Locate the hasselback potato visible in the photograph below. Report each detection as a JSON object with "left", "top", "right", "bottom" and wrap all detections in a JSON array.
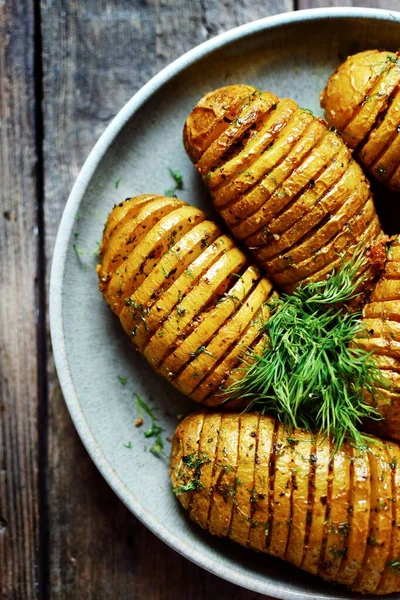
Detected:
[
  {"left": 357, "top": 236, "right": 400, "bottom": 441},
  {"left": 97, "top": 194, "right": 275, "bottom": 406},
  {"left": 171, "top": 411, "right": 400, "bottom": 595},
  {"left": 321, "top": 50, "right": 400, "bottom": 191},
  {"left": 183, "top": 85, "right": 385, "bottom": 293}
]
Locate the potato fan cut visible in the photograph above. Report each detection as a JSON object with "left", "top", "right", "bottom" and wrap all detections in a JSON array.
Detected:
[
  {"left": 171, "top": 412, "right": 400, "bottom": 595},
  {"left": 321, "top": 50, "right": 400, "bottom": 191},
  {"left": 183, "top": 84, "right": 385, "bottom": 293},
  {"left": 97, "top": 194, "right": 275, "bottom": 407}
]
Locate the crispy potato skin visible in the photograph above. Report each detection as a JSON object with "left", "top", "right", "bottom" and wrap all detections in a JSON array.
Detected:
[
  {"left": 321, "top": 50, "right": 400, "bottom": 191},
  {"left": 171, "top": 412, "right": 400, "bottom": 595},
  {"left": 97, "top": 194, "right": 275, "bottom": 406},
  {"left": 357, "top": 237, "right": 400, "bottom": 441},
  {"left": 183, "top": 85, "right": 384, "bottom": 293}
]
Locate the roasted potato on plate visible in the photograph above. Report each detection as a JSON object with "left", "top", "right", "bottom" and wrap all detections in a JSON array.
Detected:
[
  {"left": 357, "top": 236, "right": 400, "bottom": 441},
  {"left": 321, "top": 50, "right": 400, "bottom": 191},
  {"left": 184, "top": 85, "right": 385, "bottom": 293},
  {"left": 97, "top": 194, "right": 275, "bottom": 407},
  {"left": 171, "top": 411, "right": 400, "bottom": 595}
]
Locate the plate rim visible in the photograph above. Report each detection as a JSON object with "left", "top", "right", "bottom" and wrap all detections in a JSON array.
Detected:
[{"left": 49, "top": 7, "right": 400, "bottom": 599}]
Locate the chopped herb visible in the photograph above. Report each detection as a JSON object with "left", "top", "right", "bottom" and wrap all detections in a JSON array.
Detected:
[
  {"left": 367, "top": 535, "right": 379, "bottom": 547},
  {"left": 77, "top": 213, "right": 81, "bottom": 222},
  {"left": 224, "top": 246, "right": 388, "bottom": 451},
  {"left": 123, "top": 442, "right": 133, "bottom": 449},
  {"left": 190, "top": 345, "right": 216, "bottom": 359},
  {"left": 74, "top": 232, "right": 79, "bottom": 239},
  {"left": 118, "top": 376, "right": 128, "bottom": 385},
  {"left": 135, "top": 393, "right": 156, "bottom": 421},
  {"left": 162, "top": 265, "right": 168, "bottom": 278},
  {"left": 169, "top": 168, "right": 183, "bottom": 189},
  {"left": 176, "top": 306, "right": 186, "bottom": 317},
  {"left": 115, "top": 176, "right": 122, "bottom": 189},
  {"left": 73, "top": 243, "right": 86, "bottom": 256},
  {"left": 173, "top": 478, "right": 203, "bottom": 494},
  {"left": 164, "top": 168, "right": 184, "bottom": 197},
  {"left": 182, "top": 452, "right": 210, "bottom": 469},
  {"left": 388, "top": 558, "right": 400, "bottom": 572},
  {"left": 134, "top": 393, "right": 165, "bottom": 458}
]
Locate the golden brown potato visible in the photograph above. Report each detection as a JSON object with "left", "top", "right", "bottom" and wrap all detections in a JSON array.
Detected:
[
  {"left": 321, "top": 50, "right": 400, "bottom": 191},
  {"left": 171, "top": 411, "right": 400, "bottom": 595},
  {"left": 356, "top": 237, "right": 400, "bottom": 441},
  {"left": 97, "top": 194, "right": 275, "bottom": 406},
  {"left": 183, "top": 85, "right": 385, "bottom": 293}
]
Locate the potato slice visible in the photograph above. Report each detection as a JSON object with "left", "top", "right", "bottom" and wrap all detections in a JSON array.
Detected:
[
  {"left": 220, "top": 118, "right": 326, "bottom": 227},
  {"left": 99, "top": 196, "right": 276, "bottom": 407},
  {"left": 170, "top": 412, "right": 205, "bottom": 511},
  {"left": 188, "top": 413, "right": 222, "bottom": 527},
  {"left": 172, "top": 275, "right": 272, "bottom": 397},
  {"left": 213, "top": 103, "right": 310, "bottom": 208},
  {"left": 359, "top": 94, "right": 400, "bottom": 167},
  {"left": 319, "top": 441, "right": 352, "bottom": 581},
  {"left": 184, "top": 85, "right": 382, "bottom": 291},
  {"left": 105, "top": 205, "right": 204, "bottom": 313},
  {"left": 197, "top": 92, "right": 279, "bottom": 175},
  {"left": 267, "top": 424, "right": 293, "bottom": 558},
  {"left": 320, "top": 50, "right": 390, "bottom": 140},
  {"left": 322, "top": 50, "right": 400, "bottom": 190},
  {"left": 208, "top": 414, "right": 241, "bottom": 538},
  {"left": 98, "top": 196, "right": 184, "bottom": 286},
  {"left": 172, "top": 413, "right": 400, "bottom": 594},
  {"left": 285, "top": 430, "right": 314, "bottom": 568},
  {"left": 183, "top": 84, "right": 258, "bottom": 163},
  {"left": 158, "top": 264, "right": 258, "bottom": 380},
  {"left": 143, "top": 247, "right": 247, "bottom": 369},
  {"left": 120, "top": 234, "right": 233, "bottom": 352},
  {"left": 229, "top": 414, "right": 260, "bottom": 546},
  {"left": 101, "top": 194, "right": 158, "bottom": 250},
  {"left": 375, "top": 442, "right": 400, "bottom": 595},
  {"left": 248, "top": 416, "right": 276, "bottom": 551},
  {"left": 302, "top": 438, "right": 331, "bottom": 575},
  {"left": 352, "top": 440, "right": 393, "bottom": 593},
  {"left": 189, "top": 317, "right": 266, "bottom": 404},
  {"left": 336, "top": 447, "right": 371, "bottom": 586}
]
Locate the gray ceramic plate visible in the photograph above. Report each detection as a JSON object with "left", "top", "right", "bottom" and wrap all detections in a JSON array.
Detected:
[{"left": 50, "top": 7, "right": 400, "bottom": 599}]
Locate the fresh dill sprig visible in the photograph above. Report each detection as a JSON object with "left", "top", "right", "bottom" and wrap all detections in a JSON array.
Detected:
[{"left": 225, "top": 249, "right": 389, "bottom": 451}]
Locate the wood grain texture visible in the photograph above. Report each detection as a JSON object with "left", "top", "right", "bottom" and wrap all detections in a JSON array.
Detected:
[
  {"left": 4, "top": 0, "right": 396, "bottom": 598},
  {"left": 0, "top": 1, "right": 40, "bottom": 598},
  {"left": 41, "top": 1, "right": 291, "bottom": 598}
]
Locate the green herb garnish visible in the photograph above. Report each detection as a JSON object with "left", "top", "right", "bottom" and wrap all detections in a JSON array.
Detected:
[
  {"left": 115, "top": 176, "right": 122, "bottom": 189},
  {"left": 388, "top": 558, "right": 400, "bottom": 572},
  {"left": 135, "top": 393, "right": 166, "bottom": 457},
  {"left": 164, "top": 168, "right": 184, "bottom": 197},
  {"left": 225, "top": 249, "right": 388, "bottom": 451},
  {"left": 118, "top": 376, "right": 127, "bottom": 385},
  {"left": 123, "top": 441, "right": 132, "bottom": 449},
  {"left": 173, "top": 478, "right": 203, "bottom": 494}
]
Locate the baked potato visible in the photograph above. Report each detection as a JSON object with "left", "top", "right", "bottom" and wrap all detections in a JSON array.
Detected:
[
  {"left": 171, "top": 411, "right": 400, "bottom": 595},
  {"left": 183, "top": 85, "right": 385, "bottom": 293},
  {"left": 321, "top": 50, "right": 400, "bottom": 191},
  {"left": 357, "top": 236, "right": 400, "bottom": 441},
  {"left": 97, "top": 194, "right": 275, "bottom": 406}
]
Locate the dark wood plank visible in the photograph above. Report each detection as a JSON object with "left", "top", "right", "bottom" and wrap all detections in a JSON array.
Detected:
[
  {"left": 41, "top": 1, "right": 292, "bottom": 598},
  {"left": 0, "top": 1, "right": 41, "bottom": 598}
]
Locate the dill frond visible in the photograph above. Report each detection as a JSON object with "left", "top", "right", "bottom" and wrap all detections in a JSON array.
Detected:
[{"left": 225, "top": 249, "right": 389, "bottom": 451}]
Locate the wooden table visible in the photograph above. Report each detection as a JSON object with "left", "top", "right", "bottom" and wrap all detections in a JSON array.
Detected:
[{"left": 1, "top": 1, "right": 397, "bottom": 597}]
